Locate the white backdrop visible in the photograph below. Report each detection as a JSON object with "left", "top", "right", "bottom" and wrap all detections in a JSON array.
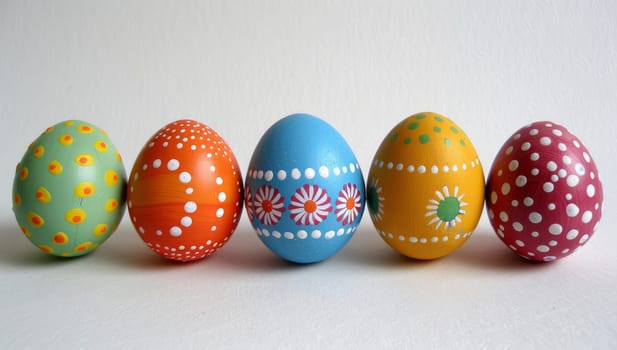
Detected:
[{"left": 1, "top": 1, "right": 616, "bottom": 349}]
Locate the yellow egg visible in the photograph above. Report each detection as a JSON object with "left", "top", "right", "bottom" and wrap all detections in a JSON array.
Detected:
[{"left": 367, "top": 112, "right": 485, "bottom": 259}]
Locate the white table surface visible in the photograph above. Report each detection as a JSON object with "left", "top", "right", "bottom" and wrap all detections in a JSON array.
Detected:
[{"left": 1, "top": 1, "right": 616, "bottom": 349}]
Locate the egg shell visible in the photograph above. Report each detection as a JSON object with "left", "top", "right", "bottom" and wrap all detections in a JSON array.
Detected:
[
  {"left": 127, "top": 119, "right": 243, "bottom": 262},
  {"left": 367, "top": 112, "right": 485, "bottom": 260},
  {"left": 245, "top": 113, "right": 365, "bottom": 263},
  {"left": 12, "top": 120, "right": 127, "bottom": 257},
  {"left": 486, "top": 121, "right": 603, "bottom": 262}
]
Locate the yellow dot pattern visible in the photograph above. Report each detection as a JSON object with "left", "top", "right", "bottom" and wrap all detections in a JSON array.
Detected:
[
  {"left": 65, "top": 208, "right": 87, "bottom": 225},
  {"left": 74, "top": 154, "right": 94, "bottom": 166},
  {"left": 12, "top": 120, "right": 127, "bottom": 257},
  {"left": 59, "top": 134, "right": 74, "bottom": 146},
  {"left": 35, "top": 186, "right": 51, "bottom": 204},
  {"left": 33, "top": 145, "right": 45, "bottom": 158},
  {"left": 94, "top": 141, "right": 108, "bottom": 152},
  {"left": 74, "top": 182, "right": 96, "bottom": 198},
  {"left": 48, "top": 160, "right": 63, "bottom": 175}
]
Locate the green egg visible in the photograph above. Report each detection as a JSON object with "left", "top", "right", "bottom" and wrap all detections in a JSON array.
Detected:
[{"left": 12, "top": 120, "right": 127, "bottom": 257}]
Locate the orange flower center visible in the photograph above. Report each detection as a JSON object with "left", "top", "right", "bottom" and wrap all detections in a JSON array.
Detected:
[{"left": 304, "top": 200, "right": 317, "bottom": 213}]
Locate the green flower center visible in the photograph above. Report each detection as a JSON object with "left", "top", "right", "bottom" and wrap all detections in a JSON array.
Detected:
[
  {"left": 437, "top": 196, "right": 460, "bottom": 222},
  {"left": 367, "top": 187, "right": 379, "bottom": 214}
]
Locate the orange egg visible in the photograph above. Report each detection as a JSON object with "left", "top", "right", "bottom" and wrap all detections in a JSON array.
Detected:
[
  {"left": 367, "top": 112, "right": 485, "bottom": 259},
  {"left": 127, "top": 119, "right": 243, "bottom": 262}
]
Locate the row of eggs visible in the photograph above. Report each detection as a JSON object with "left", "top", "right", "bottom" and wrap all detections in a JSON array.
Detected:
[{"left": 12, "top": 113, "right": 603, "bottom": 263}]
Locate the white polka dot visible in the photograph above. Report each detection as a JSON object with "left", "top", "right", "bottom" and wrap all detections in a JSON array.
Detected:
[
  {"left": 297, "top": 230, "right": 307, "bottom": 239},
  {"left": 530, "top": 153, "right": 540, "bottom": 161},
  {"left": 291, "top": 168, "right": 301, "bottom": 179},
  {"left": 319, "top": 166, "right": 329, "bottom": 178},
  {"left": 170, "top": 226, "right": 182, "bottom": 237},
  {"left": 544, "top": 256, "right": 557, "bottom": 262},
  {"left": 498, "top": 169, "right": 503, "bottom": 176},
  {"left": 562, "top": 248, "right": 570, "bottom": 254},
  {"left": 505, "top": 146, "right": 513, "bottom": 155},
  {"left": 272, "top": 231, "right": 281, "bottom": 239},
  {"left": 211, "top": 226, "right": 217, "bottom": 232},
  {"left": 521, "top": 142, "right": 531, "bottom": 151},
  {"left": 277, "top": 170, "right": 287, "bottom": 180},
  {"left": 573, "top": 140, "right": 581, "bottom": 148},
  {"left": 176, "top": 143, "right": 183, "bottom": 149},
  {"left": 490, "top": 191, "right": 498, "bottom": 204},
  {"left": 565, "top": 193, "right": 572, "bottom": 200},
  {"left": 575, "top": 163, "right": 585, "bottom": 176},
  {"left": 529, "top": 212, "right": 542, "bottom": 224},
  {"left": 407, "top": 165, "right": 415, "bottom": 172},
  {"left": 350, "top": 163, "right": 357, "bottom": 173},
  {"left": 305, "top": 168, "right": 315, "bottom": 179},
  {"left": 216, "top": 208, "right": 224, "bottom": 218},
  {"left": 284, "top": 232, "right": 294, "bottom": 240},
  {"left": 138, "top": 226, "right": 145, "bottom": 234},
  {"left": 551, "top": 174, "right": 559, "bottom": 182},
  {"left": 566, "top": 203, "right": 579, "bottom": 217},
  {"left": 209, "top": 165, "right": 216, "bottom": 172},
  {"left": 515, "top": 175, "right": 527, "bottom": 187},
  {"left": 462, "top": 163, "right": 467, "bottom": 170},
  {"left": 531, "top": 168, "right": 540, "bottom": 176},
  {"left": 186, "top": 187, "right": 193, "bottom": 194},
  {"left": 549, "top": 240, "right": 558, "bottom": 247},
  {"left": 162, "top": 141, "right": 168, "bottom": 147},
  {"left": 567, "top": 175, "right": 579, "bottom": 187},
  {"left": 257, "top": 170, "right": 264, "bottom": 179},
  {"left": 431, "top": 236, "right": 439, "bottom": 243},
  {"left": 515, "top": 240, "right": 525, "bottom": 247},
  {"left": 530, "top": 128, "right": 539, "bottom": 136},
  {"left": 452, "top": 165, "right": 458, "bottom": 172},
  {"left": 431, "top": 165, "right": 439, "bottom": 174},
  {"left": 548, "top": 224, "right": 562, "bottom": 235},
  {"left": 337, "top": 228, "right": 345, "bottom": 236},
  {"left": 156, "top": 230, "right": 162, "bottom": 236},
  {"left": 579, "top": 234, "right": 590, "bottom": 244},
  {"left": 513, "top": 222, "right": 523, "bottom": 232},
  {"left": 540, "top": 137, "right": 552, "bottom": 146},
  {"left": 537, "top": 245, "right": 550, "bottom": 253},
  {"left": 583, "top": 152, "right": 590, "bottom": 163},
  {"left": 499, "top": 211, "right": 509, "bottom": 222},
  {"left": 264, "top": 170, "right": 273, "bottom": 181},
  {"left": 558, "top": 169, "right": 567, "bottom": 178},
  {"left": 325, "top": 231, "right": 335, "bottom": 239},
  {"left": 547, "top": 161, "right": 557, "bottom": 172},
  {"left": 586, "top": 184, "right": 595, "bottom": 197},
  {"left": 531, "top": 231, "right": 540, "bottom": 237},
  {"left": 590, "top": 172, "right": 595, "bottom": 179},
  {"left": 581, "top": 211, "right": 592, "bottom": 223},
  {"left": 508, "top": 160, "right": 519, "bottom": 171},
  {"left": 558, "top": 143, "right": 567, "bottom": 151},
  {"left": 179, "top": 171, "right": 191, "bottom": 183},
  {"left": 562, "top": 155, "right": 572, "bottom": 165},
  {"left": 543, "top": 182, "right": 554, "bottom": 193},
  {"left": 153, "top": 159, "right": 161, "bottom": 168},
  {"left": 442, "top": 165, "right": 449, "bottom": 173},
  {"left": 387, "top": 162, "right": 393, "bottom": 169},
  {"left": 184, "top": 201, "right": 197, "bottom": 213},
  {"left": 167, "top": 159, "right": 180, "bottom": 171},
  {"left": 548, "top": 203, "right": 556, "bottom": 210},
  {"left": 215, "top": 177, "right": 223, "bottom": 185},
  {"left": 511, "top": 200, "right": 519, "bottom": 207},
  {"left": 417, "top": 165, "right": 426, "bottom": 174},
  {"left": 311, "top": 230, "right": 321, "bottom": 239},
  {"left": 218, "top": 192, "right": 226, "bottom": 202},
  {"left": 552, "top": 129, "right": 563, "bottom": 136},
  {"left": 501, "top": 183, "right": 511, "bottom": 195},
  {"left": 524, "top": 197, "right": 534, "bottom": 206},
  {"left": 333, "top": 167, "right": 341, "bottom": 176},
  {"left": 180, "top": 216, "right": 192, "bottom": 227}
]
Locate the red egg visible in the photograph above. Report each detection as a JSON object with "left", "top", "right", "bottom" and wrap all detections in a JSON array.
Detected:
[
  {"left": 486, "top": 121, "right": 603, "bottom": 262},
  {"left": 127, "top": 120, "right": 243, "bottom": 262}
]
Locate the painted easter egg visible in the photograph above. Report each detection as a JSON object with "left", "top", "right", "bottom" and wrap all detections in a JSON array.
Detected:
[
  {"left": 486, "top": 121, "right": 603, "bottom": 262},
  {"left": 12, "top": 120, "right": 127, "bottom": 257},
  {"left": 245, "top": 113, "right": 365, "bottom": 263},
  {"left": 127, "top": 119, "right": 243, "bottom": 262},
  {"left": 367, "top": 112, "right": 484, "bottom": 260}
]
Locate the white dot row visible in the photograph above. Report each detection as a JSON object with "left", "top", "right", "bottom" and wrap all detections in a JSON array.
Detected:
[
  {"left": 247, "top": 163, "right": 361, "bottom": 182},
  {"left": 380, "top": 230, "right": 472, "bottom": 243},
  {"left": 372, "top": 158, "right": 481, "bottom": 174},
  {"left": 256, "top": 226, "right": 358, "bottom": 240}
]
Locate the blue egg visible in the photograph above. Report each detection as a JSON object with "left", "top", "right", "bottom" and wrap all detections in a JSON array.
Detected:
[{"left": 245, "top": 113, "right": 365, "bottom": 263}]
